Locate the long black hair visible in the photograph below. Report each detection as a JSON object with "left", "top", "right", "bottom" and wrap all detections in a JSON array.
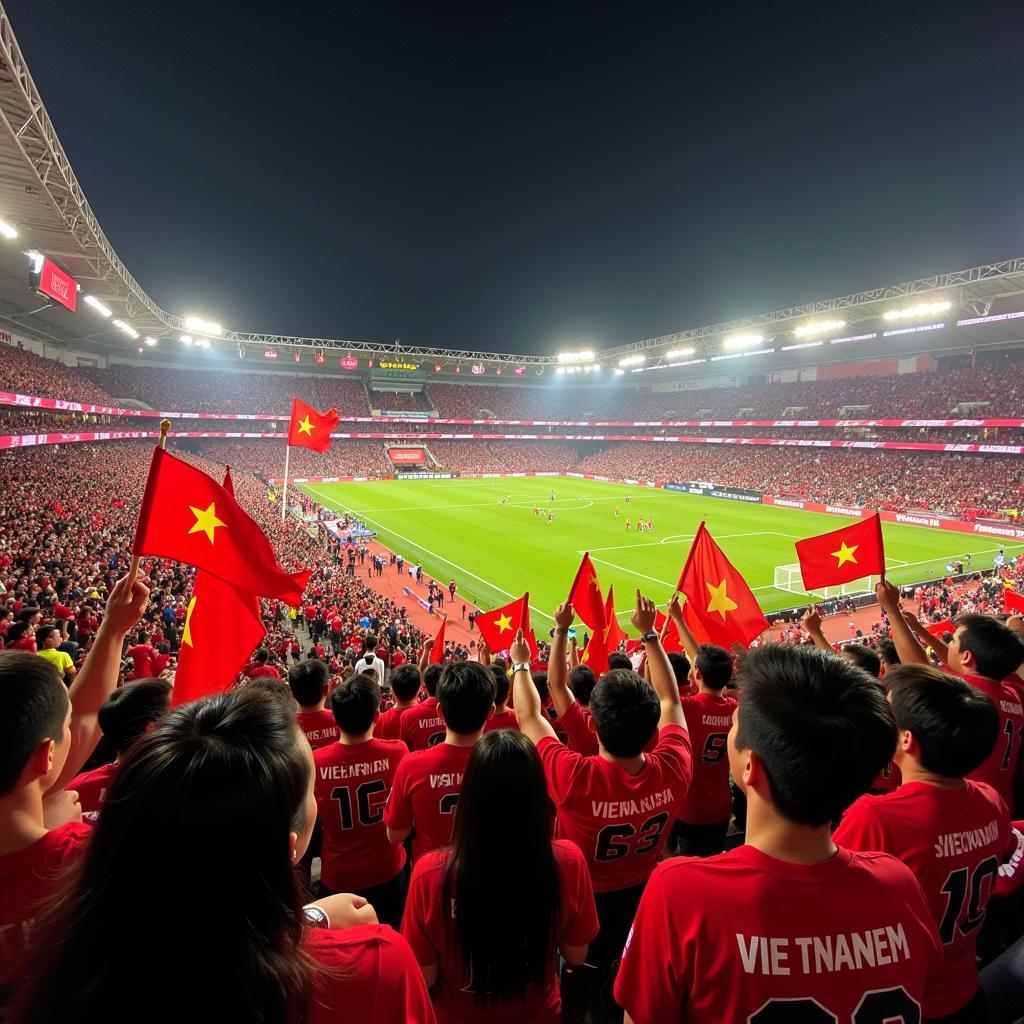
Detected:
[
  {"left": 443, "top": 729, "right": 560, "bottom": 1005},
  {"left": 14, "top": 686, "right": 314, "bottom": 1024}
]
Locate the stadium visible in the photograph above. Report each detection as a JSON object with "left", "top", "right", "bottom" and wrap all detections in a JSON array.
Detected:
[{"left": 2, "top": 3, "right": 1024, "bottom": 1023}]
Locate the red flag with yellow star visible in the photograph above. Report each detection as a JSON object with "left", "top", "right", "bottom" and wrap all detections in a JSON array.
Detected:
[
  {"left": 429, "top": 615, "right": 447, "bottom": 664},
  {"left": 172, "top": 469, "right": 267, "bottom": 705},
  {"left": 604, "top": 586, "right": 628, "bottom": 651},
  {"left": 794, "top": 513, "right": 885, "bottom": 591},
  {"left": 475, "top": 593, "right": 538, "bottom": 657},
  {"left": 568, "top": 552, "right": 606, "bottom": 634},
  {"left": 132, "top": 447, "right": 311, "bottom": 605},
  {"left": 676, "top": 522, "right": 769, "bottom": 648},
  {"left": 287, "top": 397, "right": 340, "bottom": 454},
  {"left": 580, "top": 630, "right": 609, "bottom": 676}
]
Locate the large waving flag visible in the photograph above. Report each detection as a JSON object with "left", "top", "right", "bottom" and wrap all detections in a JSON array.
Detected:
[
  {"left": 429, "top": 616, "right": 447, "bottom": 664},
  {"left": 676, "top": 522, "right": 769, "bottom": 648},
  {"left": 794, "top": 513, "right": 885, "bottom": 591},
  {"left": 133, "top": 447, "right": 311, "bottom": 605},
  {"left": 287, "top": 397, "right": 340, "bottom": 454},
  {"left": 475, "top": 593, "right": 538, "bottom": 657},
  {"left": 569, "top": 553, "right": 606, "bottom": 634},
  {"left": 172, "top": 470, "right": 266, "bottom": 705},
  {"left": 603, "top": 586, "right": 628, "bottom": 651}
]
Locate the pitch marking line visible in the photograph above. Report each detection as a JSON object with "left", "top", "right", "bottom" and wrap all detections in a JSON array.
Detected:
[{"left": 305, "top": 485, "right": 555, "bottom": 623}]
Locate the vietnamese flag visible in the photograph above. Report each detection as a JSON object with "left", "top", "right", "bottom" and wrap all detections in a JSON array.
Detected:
[
  {"left": 132, "top": 447, "right": 311, "bottom": 605},
  {"left": 172, "top": 469, "right": 267, "bottom": 705},
  {"left": 653, "top": 610, "right": 684, "bottom": 654},
  {"left": 794, "top": 513, "right": 886, "bottom": 591},
  {"left": 926, "top": 619, "right": 956, "bottom": 638},
  {"left": 476, "top": 593, "right": 538, "bottom": 657},
  {"left": 580, "top": 631, "right": 609, "bottom": 676},
  {"left": 676, "top": 522, "right": 769, "bottom": 648},
  {"left": 568, "top": 553, "right": 606, "bottom": 634},
  {"left": 430, "top": 616, "right": 447, "bottom": 664},
  {"left": 288, "top": 397, "right": 340, "bottom": 454},
  {"left": 1004, "top": 583, "right": 1024, "bottom": 615},
  {"left": 603, "top": 586, "right": 628, "bottom": 652}
]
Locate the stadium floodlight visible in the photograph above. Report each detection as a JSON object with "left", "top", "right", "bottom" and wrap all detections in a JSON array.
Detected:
[
  {"left": 179, "top": 334, "right": 193, "bottom": 346},
  {"left": 665, "top": 347, "right": 695, "bottom": 359},
  {"left": 556, "top": 350, "right": 595, "bottom": 364},
  {"left": 144, "top": 336, "right": 157, "bottom": 347},
  {"left": 0, "top": 218, "right": 17, "bottom": 239},
  {"left": 722, "top": 333, "right": 764, "bottom": 350},
  {"left": 618, "top": 354, "right": 646, "bottom": 367},
  {"left": 793, "top": 319, "right": 846, "bottom": 338},
  {"left": 83, "top": 295, "right": 112, "bottom": 317},
  {"left": 882, "top": 300, "right": 951, "bottom": 322},
  {"left": 112, "top": 319, "right": 139, "bottom": 339},
  {"left": 183, "top": 315, "right": 223, "bottom": 336}
]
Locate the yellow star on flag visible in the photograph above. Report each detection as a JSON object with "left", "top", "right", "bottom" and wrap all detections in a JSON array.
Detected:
[
  {"left": 181, "top": 595, "right": 197, "bottom": 648},
  {"left": 705, "top": 578, "right": 738, "bottom": 621},
  {"left": 188, "top": 502, "right": 227, "bottom": 544},
  {"left": 297, "top": 415, "right": 314, "bottom": 436},
  {"left": 831, "top": 541, "right": 859, "bottom": 567},
  {"left": 495, "top": 613, "right": 513, "bottom": 633}
]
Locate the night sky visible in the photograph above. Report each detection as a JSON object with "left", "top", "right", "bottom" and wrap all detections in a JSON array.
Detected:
[{"left": 6, "top": 0, "right": 1023, "bottom": 353}]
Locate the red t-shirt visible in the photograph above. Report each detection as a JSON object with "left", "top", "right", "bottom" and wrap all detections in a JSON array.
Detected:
[
  {"left": 67, "top": 761, "right": 119, "bottom": 818},
  {"left": 10, "top": 636, "right": 36, "bottom": 652},
  {"left": 297, "top": 709, "right": 340, "bottom": 751},
  {"left": 834, "top": 780, "right": 1010, "bottom": 1016},
  {"left": 870, "top": 759, "right": 903, "bottom": 794},
  {"left": 385, "top": 742, "right": 474, "bottom": 863},
  {"left": 402, "top": 841, "right": 599, "bottom": 1023},
  {"left": 399, "top": 696, "right": 446, "bottom": 752},
  {"left": 537, "top": 725, "right": 692, "bottom": 893},
  {"left": 959, "top": 673, "right": 1024, "bottom": 808},
  {"left": 314, "top": 737, "right": 408, "bottom": 890},
  {"left": 392, "top": 649, "right": 407, "bottom": 669},
  {"left": 484, "top": 708, "right": 518, "bottom": 733},
  {"left": 676, "top": 692, "right": 737, "bottom": 825},
  {"left": 615, "top": 845, "right": 942, "bottom": 1024},
  {"left": 125, "top": 643, "right": 156, "bottom": 678},
  {"left": 248, "top": 665, "right": 282, "bottom": 680},
  {"left": 376, "top": 705, "right": 409, "bottom": 741},
  {"left": 303, "top": 924, "right": 435, "bottom": 1024},
  {"left": 0, "top": 823, "right": 91, "bottom": 981}
]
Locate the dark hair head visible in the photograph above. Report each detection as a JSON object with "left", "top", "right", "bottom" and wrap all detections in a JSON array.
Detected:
[
  {"left": 877, "top": 639, "right": 900, "bottom": 667},
  {"left": 437, "top": 662, "right": 496, "bottom": 735},
  {"left": 423, "top": 663, "right": 443, "bottom": 697},
  {"left": 0, "top": 652, "right": 69, "bottom": 795},
  {"left": 734, "top": 644, "right": 896, "bottom": 826},
  {"left": 363, "top": 634, "right": 378, "bottom": 651},
  {"left": 390, "top": 663, "right": 422, "bottom": 702},
  {"left": 35, "top": 625, "right": 60, "bottom": 649},
  {"left": 136, "top": 631, "right": 149, "bottom": 644},
  {"left": 15, "top": 687, "right": 312, "bottom": 1022},
  {"left": 97, "top": 679, "right": 172, "bottom": 754},
  {"left": 287, "top": 659, "right": 329, "bottom": 707},
  {"left": 329, "top": 672, "right": 380, "bottom": 735},
  {"left": 887, "top": 664, "right": 1000, "bottom": 778},
  {"left": 254, "top": 648, "right": 270, "bottom": 665},
  {"left": 841, "top": 644, "right": 881, "bottom": 679},
  {"left": 667, "top": 651, "right": 691, "bottom": 688},
  {"left": 955, "top": 614, "right": 1024, "bottom": 681},
  {"left": 531, "top": 671, "right": 549, "bottom": 704},
  {"left": 607, "top": 652, "right": 632, "bottom": 671},
  {"left": 589, "top": 669, "right": 660, "bottom": 757},
  {"left": 568, "top": 664, "right": 596, "bottom": 706},
  {"left": 490, "top": 664, "right": 510, "bottom": 706},
  {"left": 445, "top": 730, "right": 558, "bottom": 1005},
  {"left": 695, "top": 644, "right": 733, "bottom": 690}
]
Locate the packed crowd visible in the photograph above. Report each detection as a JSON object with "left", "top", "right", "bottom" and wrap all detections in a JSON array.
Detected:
[{"left": 0, "top": 344, "right": 115, "bottom": 404}]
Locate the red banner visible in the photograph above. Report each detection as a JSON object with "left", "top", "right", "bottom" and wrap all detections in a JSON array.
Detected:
[
  {"left": 389, "top": 447, "right": 427, "bottom": 464},
  {"left": 37, "top": 258, "right": 77, "bottom": 312}
]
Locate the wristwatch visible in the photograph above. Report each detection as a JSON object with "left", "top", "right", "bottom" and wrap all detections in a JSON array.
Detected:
[
  {"left": 302, "top": 904, "right": 330, "bottom": 928},
  {"left": 512, "top": 662, "right": 531, "bottom": 673},
  {"left": 640, "top": 630, "right": 660, "bottom": 643}
]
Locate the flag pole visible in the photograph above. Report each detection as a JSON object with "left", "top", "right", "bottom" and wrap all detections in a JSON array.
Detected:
[
  {"left": 281, "top": 442, "right": 291, "bottom": 523},
  {"left": 128, "top": 418, "right": 170, "bottom": 587}
]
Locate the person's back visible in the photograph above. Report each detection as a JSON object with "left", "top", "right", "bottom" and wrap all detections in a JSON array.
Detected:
[
  {"left": 377, "top": 663, "right": 421, "bottom": 740},
  {"left": 385, "top": 661, "right": 495, "bottom": 862},
  {"left": 835, "top": 664, "right": 1009, "bottom": 1020},
  {"left": 400, "top": 664, "right": 446, "bottom": 751},
  {"left": 615, "top": 644, "right": 942, "bottom": 1024},
  {"left": 288, "top": 659, "right": 339, "bottom": 751}
]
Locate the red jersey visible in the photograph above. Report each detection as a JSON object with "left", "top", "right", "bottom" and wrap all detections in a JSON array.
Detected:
[
  {"left": 676, "top": 693, "right": 737, "bottom": 825},
  {"left": 402, "top": 841, "right": 598, "bottom": 1023},
  {"left": 303, "top": 925, "right": 435, "bottom": 1024},
  {"left": 834, "top": 780, "right": 1010, "bottom": 1016},
  {"left": 959, "top": 673, "right": 1024, "bottom": 807},
  {"left": 295, "top": 709, "right": 338, "bottom": 750},
  {"left": 537, "top": 725, "right": 692, "bottom": 892},
  {"left": 484, "top": 708, "right": 518, "bottom": 733},
  {"left": 399, "top": 696, "right": 446, "bottom": 752},
  {"left": 248, "top": 665, "right": 282, "bottom": 680},
  {"left": 67, "top": 761, "right": 119, "bottom": 818},
  {"left": 385, "top": 742, "right": 474, "bottom": 862},
  {"left": 556, "top": 701, "right": 598, "bottom": 756},
  {"left": 376, "top": 705, "right": 410, "bottom": 740},
  {"left": 125, "top": 643, "right": 156, "bottom": 678},
  {"left": 0, "top": 823, "right": 91, "bottom": 981},
  {"left": 615, "top": 845, "right": 942, "bottom": 1024},
  {"left": 314, "top": 737, "right": 408, "bottom": 890}
]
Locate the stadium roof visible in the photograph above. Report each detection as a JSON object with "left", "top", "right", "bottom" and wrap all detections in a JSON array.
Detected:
[{"left": 0, "top": 4, "right": 1023, "bottom": 373}]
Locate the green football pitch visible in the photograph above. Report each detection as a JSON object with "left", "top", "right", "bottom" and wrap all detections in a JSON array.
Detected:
[{"left": 299, "top": 477, "right": 1024, "bottom": 623}]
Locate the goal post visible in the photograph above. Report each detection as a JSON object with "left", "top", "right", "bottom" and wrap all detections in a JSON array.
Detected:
[{"left": 772, "top": 563, "right": 879, "bottom": 600}]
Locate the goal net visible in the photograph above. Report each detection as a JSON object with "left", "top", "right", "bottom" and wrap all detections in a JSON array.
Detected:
[{"left": 772, "top": 563, "right": 878, "bottom": 600}]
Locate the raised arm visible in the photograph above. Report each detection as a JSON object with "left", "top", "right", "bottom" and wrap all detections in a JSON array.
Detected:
[
  {"left": 417, "top": 638, "right": 433, "bottom": 676},
  {"left": 801, "top": 607, "right": 834, "bottom": 654},
  {"left": 667, "top": 593, "right": 699, "bottom": 661},
  {"left": 634, "top": 591, "right": 684, "bottom": 730},
  {"left": 511, "top": 629, "right": 557, "bottom": 744},
  {"left": 874, "top": 580, "right": 928, "bottom": 666},
  {"left": 900, "top": 609, "right": 950, "bottom": 667},
  {"left": 547, "top": 601, "right": 576, "bottom": 718}
]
